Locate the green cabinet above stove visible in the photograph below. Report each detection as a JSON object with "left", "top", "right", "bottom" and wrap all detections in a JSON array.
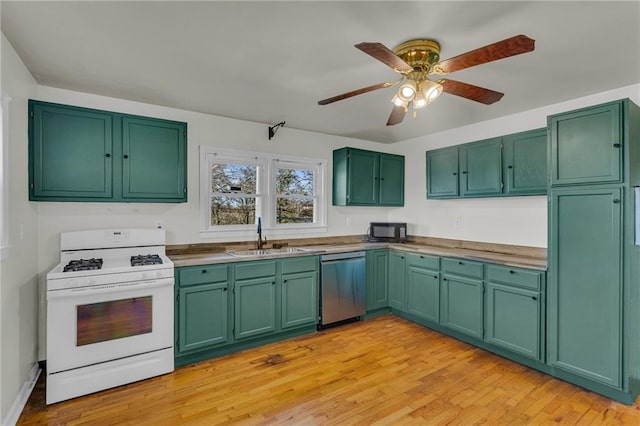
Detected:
[{"left": 28, "top": 100, "right": 187, "bottom": 202}]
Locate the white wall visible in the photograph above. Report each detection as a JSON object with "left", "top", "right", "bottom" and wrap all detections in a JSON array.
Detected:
[
  {"left": 1, "top": 34, "right": 40, "bottom": 423},
  {"left": 389, "top": 84, "right": 640, "bottom": 248}
]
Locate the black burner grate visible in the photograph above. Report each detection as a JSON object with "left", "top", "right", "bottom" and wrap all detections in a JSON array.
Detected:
[
  {"left": 63, "top": 258, "right": 104, "bottom": 272},
  {"left": 131, "top": 254, "right": 163, "bottom": 267}
]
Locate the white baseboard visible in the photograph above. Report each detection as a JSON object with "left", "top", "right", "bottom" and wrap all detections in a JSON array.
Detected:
[{"left": 2, "top": 363, "right": 41, "bottom": 426}]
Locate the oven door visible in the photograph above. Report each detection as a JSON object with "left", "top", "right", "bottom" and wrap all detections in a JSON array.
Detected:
[{"left": 47, "top": 278, "right": 174, "bottom": 374}]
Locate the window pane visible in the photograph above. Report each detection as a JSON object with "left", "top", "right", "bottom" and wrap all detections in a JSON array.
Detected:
[
  {"left": 211, "top": 163, "right": 257, "bottom": 194},
  {"left": 275, "top": 168, "right": 313, "bottom": 196},
  {"left": 277, "top": 197, "right": 313, "bottom": 224},
  {"left": 211, "top": 196, "right": 256, "bottom": 225}
]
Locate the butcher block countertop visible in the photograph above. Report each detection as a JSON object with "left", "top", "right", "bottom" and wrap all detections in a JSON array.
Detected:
[{"left": 168, "top": 235, "right": 547, "bottom": 271}]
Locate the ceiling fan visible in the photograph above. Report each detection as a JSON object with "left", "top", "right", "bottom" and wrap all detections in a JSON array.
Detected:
[{"left": 318, "top": 35, "right": 535, "bottom": 126}]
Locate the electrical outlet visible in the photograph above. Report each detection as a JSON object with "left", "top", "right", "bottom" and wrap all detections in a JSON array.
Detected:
[{"left": 454, "top": 217, "right": 463, "bottom": 230}]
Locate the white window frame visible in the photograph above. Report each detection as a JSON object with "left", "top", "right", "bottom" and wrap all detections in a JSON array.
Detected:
[
  {"left": 270, "top": 156, "right": 326, "bottom": 230},
  {"left": 200, "top": 147, "right": 266, "bottom": 236},
  {"left": 0, "top": 95, "right": 11, "bottom": 260},
  {"left": 199, "top": 146, "right": 327, "bottom": 240}
]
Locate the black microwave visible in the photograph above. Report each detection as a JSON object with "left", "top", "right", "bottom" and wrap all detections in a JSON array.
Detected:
[{"left": 368, "top": 222, "right": 407, "bottom": 242}]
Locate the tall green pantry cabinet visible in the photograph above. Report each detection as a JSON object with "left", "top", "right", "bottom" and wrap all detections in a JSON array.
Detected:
[{"left": 547, "top": 99, "right": 640, "bottom": 403}]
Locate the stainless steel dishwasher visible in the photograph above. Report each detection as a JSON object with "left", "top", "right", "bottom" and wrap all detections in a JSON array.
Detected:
[{"left": 320, "top": 251, "right": 366, "bottom": 327}]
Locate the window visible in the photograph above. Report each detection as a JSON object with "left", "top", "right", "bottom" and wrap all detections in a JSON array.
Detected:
[
  {"left": 200, "top": 147, "right": 326, "bottom": 238},
  {"left": 273, "top": 160, "right": 320, "bottom": 225}
]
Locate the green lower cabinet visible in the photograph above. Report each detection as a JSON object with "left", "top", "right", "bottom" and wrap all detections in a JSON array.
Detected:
[
  {"left": 440, "top": 274, "right": 484, "bottom": 339},
  {"left": 406, "top": 266, "right": 439, "bottom": 323},
  {"left": 388, "top": 251, "right": 406, "bottom": 310},
  {"left": 234, "top": 277, "right": 277, "bottom": 340},
  {"left": 366, "top": 250, "right": 389, "bottom": 311},
  {"left": 178, "top": 282, "right": 229, "bottom": 353},
  {"left": 485, "top": 283, "right": 540, "bottom": 360},
  {"left": 281, "top": 271, "right": 317, "bottom": 329}
]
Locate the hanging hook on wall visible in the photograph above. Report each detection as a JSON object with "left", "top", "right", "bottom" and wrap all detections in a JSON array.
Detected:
[{"left": 268, "top": 121, "right": 286, "bottom": 140}]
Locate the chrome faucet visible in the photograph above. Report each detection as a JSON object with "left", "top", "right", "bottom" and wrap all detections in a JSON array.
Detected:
[{"left": 257, "top": 217, "right": 267, "bottom": 249}]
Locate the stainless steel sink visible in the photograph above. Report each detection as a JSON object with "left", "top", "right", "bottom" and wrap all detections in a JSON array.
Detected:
[{"left": 227, "top": 247, "right": 309, "bottom": 257}]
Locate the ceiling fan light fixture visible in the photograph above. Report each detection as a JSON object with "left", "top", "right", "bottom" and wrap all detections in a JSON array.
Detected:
[
  {"left": 391, "top": 94, "right": 408, "bottom": 108},
  {"left": 412, "top": 91, "right": 428, "bottom": 109},
  {"left": 397, "top": 80, "right": 417, "bottom": 102},
  {"left": 422, "top": 80, "right": 443, "bottom": 102}
]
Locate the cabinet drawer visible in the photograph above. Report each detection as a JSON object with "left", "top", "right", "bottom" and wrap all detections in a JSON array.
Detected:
[
  {"left": 179, "top": 265, "right": 228, "bottom": 286},
  {"left": 441, "top": 258, "right": 484, "bottom": 279},
  {"left": 486, "top": 264, "right": 542, "bottom": 290},
  {"left": 235, "top": 260, "right": 277, "bottom": 280},
  {"left": 281, "top": 256, "right": 318, "bottom": 274},
  {"left": 406, "top": 252, "right": 439, "bottom": 270}
]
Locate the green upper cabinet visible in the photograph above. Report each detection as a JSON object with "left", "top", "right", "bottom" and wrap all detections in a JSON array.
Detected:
[
  {"left": 29, "top": 100, "right": 187, "bottom": 202},
  {"left": 459, "top": 137, "right": 503, "bottom": 197},
  {"left": 333, "top": 147, "right": 404, "bottom": 206},
  {"left": 379, "top": 153, "right": 405, "bottom": 206},
  {"left": 121, "top": 116, "right": 186, "bottom": 200},
  {"left": 426, "top": 129, "right": 546, "bottom": 199},
  {"left": 549, "top": 101, "right": 622, "bottom": 186},
  {"left": 503, "top": 128, "right": 548, "bottom": 195},
  {"left": 426, "top": 146, "right": 459, "bottom": 198},
  {"left": 30, "top": 102, "right": 113, "bottom": 199}
]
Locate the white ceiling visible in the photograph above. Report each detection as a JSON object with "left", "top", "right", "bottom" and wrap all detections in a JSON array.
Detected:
[{"left": 2, "top": 1, "right": 639, "bottom": 143}]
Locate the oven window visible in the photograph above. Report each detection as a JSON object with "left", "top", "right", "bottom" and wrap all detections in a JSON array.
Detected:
[{"left": 76, "top": 296, "right": 152, "bottom": 346}]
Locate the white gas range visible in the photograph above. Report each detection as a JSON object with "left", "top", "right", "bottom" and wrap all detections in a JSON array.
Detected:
[{"left": 46, "top": 229, "right": 175, "bottom": 405}]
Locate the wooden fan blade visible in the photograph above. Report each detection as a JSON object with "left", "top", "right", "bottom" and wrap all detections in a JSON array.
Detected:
[
  {"left": 440, "top": 79, "right": 504, "bottom": 104},
  {"left": 431, "top": 35, "right": 535, "bottom": 75},
  {"left": 355, "top": 42, "right": 414, "bottom": 73},
  {"left": 318, "top": 82, "right": 393, "bottom": 105},
  {"left": 387, "top": 105, "right": 407, "bottom": 126}
]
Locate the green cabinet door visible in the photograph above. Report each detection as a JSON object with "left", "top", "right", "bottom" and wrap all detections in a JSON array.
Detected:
[
  {"left": 426, "top": 146, "right": 459, "bottom": 198},
  {"left": 122, "top": 116, "right": 187, "bottom": 201},
  {"left": 459, "top": 138, "right": 503, "bottom": 197},
  {"left": 503, "top": 128, "right": 547, "bottom": 195},
  {"left": 234, "top": 277, "right": 277, "bottom": 340},
  {"left": 548, "top": 186, "right": 622, "bottom": 388},
  {"left": 406, "top": 266, "right": 440, "bottom": 323},
  {"left": 388, "top": 252, "right": 406, "bottom": 310},
  {"left": 366, "top": 250, "right": 389, "bottom": 311},
  {"left": 30, "top": 101, "right": 113, "bottom": 199},
  {"left": 549, "top": 101, "right": 622, "bottom": 186},
  {"left": 485, "top": 283, "right": 540, "bottom": 360},
  {"left": 281, "top": 271, "right": 317, "bottom": 329},
  {"left": 440, "top": 274, "right": 484, "bottom": 339},
  {"left": 178, "top": 282, "right": 228, "bottom": 353},
  {"left": 379, "top": 153, "right": 404, "bottom": 206},
  {"left": 347, "top": 149, "right": 379, "bottom": 205}
]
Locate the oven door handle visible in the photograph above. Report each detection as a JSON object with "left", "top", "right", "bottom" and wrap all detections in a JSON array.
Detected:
[{"left": 47, "top": 278, "right": 174, "bottom": 299}]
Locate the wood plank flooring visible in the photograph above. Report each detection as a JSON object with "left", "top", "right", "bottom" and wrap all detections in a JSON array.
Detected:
[{"left": 18, "top": 315, "right": 640, "bottom": 425}]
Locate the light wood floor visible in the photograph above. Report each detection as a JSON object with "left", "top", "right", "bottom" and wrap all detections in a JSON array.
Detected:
[{"left": 18, "top": 314, "right": 640, "bottom": 425}]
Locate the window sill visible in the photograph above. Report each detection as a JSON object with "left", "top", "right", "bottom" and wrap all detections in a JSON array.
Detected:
[{"left": 199, "top": 225, "right": 327, "bottom": 242}]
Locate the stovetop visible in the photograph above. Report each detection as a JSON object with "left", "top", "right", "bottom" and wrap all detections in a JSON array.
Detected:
[{"left": 47, "top": 229, "right": 174, "bottom": 291}]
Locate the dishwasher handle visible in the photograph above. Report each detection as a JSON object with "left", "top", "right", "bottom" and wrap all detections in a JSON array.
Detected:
[{"left": 320, "top": 251, "right": 366, "bottom": 263}]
